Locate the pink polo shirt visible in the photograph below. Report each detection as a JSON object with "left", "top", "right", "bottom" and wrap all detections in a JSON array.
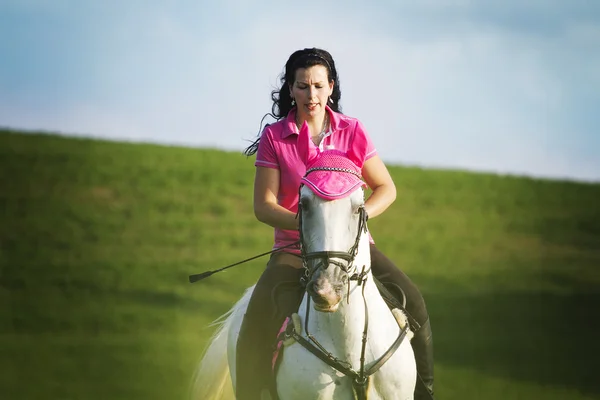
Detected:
[{"left": 255, "top": 106, "right": 377, "bottom": 254}]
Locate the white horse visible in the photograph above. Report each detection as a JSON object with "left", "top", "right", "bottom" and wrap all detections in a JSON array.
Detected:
[{"left": 191, "top": 178, "right": 417, "bottom": 399}]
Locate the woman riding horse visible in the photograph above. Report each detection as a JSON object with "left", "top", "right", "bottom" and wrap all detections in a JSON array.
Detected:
[{"left": 238, "top": 47, "right": 435, "bottom": 400}]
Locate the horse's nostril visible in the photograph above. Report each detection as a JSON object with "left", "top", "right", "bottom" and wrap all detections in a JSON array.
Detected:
[
  {"left": 308, "top": 278, "right": 336, "bottom": 299},
  {"left": 307, "top": 280, "right": 322, "bottom": 298}
]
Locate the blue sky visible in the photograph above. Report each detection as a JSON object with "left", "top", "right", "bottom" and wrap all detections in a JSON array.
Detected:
[{"left": 1, "top": 0, "right": 599, "bottom": 182}]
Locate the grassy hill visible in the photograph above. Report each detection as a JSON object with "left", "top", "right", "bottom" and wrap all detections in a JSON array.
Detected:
[{"left": 1, "top": 129, "right": 599, "bottom": 400}]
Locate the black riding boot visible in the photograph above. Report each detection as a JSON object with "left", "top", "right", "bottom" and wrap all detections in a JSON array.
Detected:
[
  {"left": 413, "top": 318, "right": 435, "bottom": 400},
  {"left": 235, "top": 252, "right": 304, "bottom": 400}
]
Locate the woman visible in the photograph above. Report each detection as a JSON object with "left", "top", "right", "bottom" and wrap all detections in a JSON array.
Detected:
[{"left": 237, "top": 47, "right": 435, "bottom": 400}]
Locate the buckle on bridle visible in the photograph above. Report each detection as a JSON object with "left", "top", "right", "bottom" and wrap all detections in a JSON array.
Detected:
[{"left": 354, "top": 375, "right": 369, "bottom": 386}]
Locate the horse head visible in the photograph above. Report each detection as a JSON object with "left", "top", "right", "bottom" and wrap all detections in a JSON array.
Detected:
[{"left": 297, "top": 120, "right": 372, "bottom": 312}]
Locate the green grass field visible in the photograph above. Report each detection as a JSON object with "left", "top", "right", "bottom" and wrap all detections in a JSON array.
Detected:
[{"left": 1, "top": 129, "right": 599, "bottom": 400}]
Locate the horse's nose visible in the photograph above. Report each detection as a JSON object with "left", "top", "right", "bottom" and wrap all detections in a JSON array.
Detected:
[
  {"left": 307, "top": 277, "right": 329, "bottom": 298},
  {"left": 307, "top": 276, "right": 340, "bottom": 308},
  {"left": 306, "top": 279, "right": 320, "bottom": 299}
]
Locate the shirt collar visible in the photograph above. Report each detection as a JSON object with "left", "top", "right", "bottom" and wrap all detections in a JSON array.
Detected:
[{"left": 281, "top": 105, "right": 350, "bottom": 138}]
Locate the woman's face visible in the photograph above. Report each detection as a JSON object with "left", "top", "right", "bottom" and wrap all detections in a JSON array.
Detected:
[{"left": 290, "top": 65, "right": 334, "bottom": 121}]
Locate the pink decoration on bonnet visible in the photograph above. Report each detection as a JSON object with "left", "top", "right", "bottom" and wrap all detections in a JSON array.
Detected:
[{"left": 297, "top": 120, "right": 368, "bottom": 200}]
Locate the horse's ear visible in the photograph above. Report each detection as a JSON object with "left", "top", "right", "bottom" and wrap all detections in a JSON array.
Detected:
[
  {"left": 297, "top": 121, "right": 319, "bottom": 166},
  {"left": 346, "top": 128, "right": 368, "bottom": 169}
]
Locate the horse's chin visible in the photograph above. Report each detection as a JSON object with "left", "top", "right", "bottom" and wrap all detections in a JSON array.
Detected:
[{"left": 313, "top": 302, "right": 340, "bottom": 313}]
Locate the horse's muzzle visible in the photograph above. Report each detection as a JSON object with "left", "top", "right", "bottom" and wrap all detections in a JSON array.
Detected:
[{"left": 307, "top": 275, "right": 342, "bottom": 312}]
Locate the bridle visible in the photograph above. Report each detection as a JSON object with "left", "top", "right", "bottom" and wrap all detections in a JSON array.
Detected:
[{"left": 284, "top": 166, "right": 410, "bottom": 400}]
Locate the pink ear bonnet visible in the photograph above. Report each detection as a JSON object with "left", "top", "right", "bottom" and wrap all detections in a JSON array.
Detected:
[{"left": 296, "top": 120, "right": 367, "bottom": 200}]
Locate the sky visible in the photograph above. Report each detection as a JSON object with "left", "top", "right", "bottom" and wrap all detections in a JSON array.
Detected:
[{"left": 1, "top": 0, "right": 599, "bottom": 183}]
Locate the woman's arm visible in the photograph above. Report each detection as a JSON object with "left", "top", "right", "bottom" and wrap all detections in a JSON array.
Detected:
[
  {"left": 253, "top": 166, "right": 298, "bottom": 230},
  {"left": 361, "top": 155, "right": 397, "bottom": 219}
]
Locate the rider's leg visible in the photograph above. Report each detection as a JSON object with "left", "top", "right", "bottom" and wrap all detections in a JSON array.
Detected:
[
  {"left": 370, "top": 244, "right": 435, "bottom": 400},
  {"left": 235, "top": 251, "right": 304, "bottom": 400}
]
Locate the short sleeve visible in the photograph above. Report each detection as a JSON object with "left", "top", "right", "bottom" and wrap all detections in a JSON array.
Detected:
[
  {"left": 255, "top": 126, "right": 279, "bottom": 169},
  {"left": 355, "top": 120, "right": 378, "bottom": 162}
]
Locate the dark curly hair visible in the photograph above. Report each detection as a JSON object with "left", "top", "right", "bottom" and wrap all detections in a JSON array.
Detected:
[{"left": 243, "top": 47, "right": 342, "bottom": 156}]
